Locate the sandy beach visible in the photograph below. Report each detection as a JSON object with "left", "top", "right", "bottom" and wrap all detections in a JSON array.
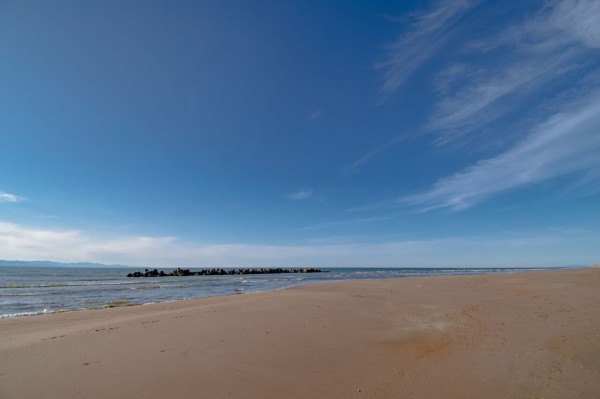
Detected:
[{"left": 1, "top": 268, "right": 599, "bottom": 398}]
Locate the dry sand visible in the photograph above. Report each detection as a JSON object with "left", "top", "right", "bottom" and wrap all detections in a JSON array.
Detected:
[{"left": 1, "top": 268, "right": 599, "bottom": 398}]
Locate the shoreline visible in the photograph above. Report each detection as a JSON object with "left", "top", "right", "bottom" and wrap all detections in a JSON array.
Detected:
[
  {"left": 0, "top": 266, "right": 580, "bottom": 320},
  {"left": 1, "top": 267, "right": 599, "bottom": 398}
]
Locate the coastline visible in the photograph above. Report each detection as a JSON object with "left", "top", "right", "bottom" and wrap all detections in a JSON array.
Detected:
[
  {"left": 0, "top": 266, "right": 575, "bottom": 319},
  {"left": 1, "top": 267, "right": 599, "bottom": 398}
]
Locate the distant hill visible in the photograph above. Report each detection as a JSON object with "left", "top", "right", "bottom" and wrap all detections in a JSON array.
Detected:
[{"left": 0, "top": 260, "right": 135, "bottom": 268}]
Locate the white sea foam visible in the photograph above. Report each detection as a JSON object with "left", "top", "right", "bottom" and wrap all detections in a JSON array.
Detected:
[
  {"left": 0, "top": 266, "right": 567, "bottom": 318},
  {"left": 0, "top": 281, "right": 146, "bottom": 289},
  {"left": 0, "top": 308, "right": 50, "bottom": 318}
]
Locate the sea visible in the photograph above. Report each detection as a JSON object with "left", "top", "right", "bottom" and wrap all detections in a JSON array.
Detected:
[{"left": 0, "top": 266, "right": 564, "bottom": 318}]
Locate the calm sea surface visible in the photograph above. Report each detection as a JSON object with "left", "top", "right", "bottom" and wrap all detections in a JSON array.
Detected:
[{"left": 0, "top": 266, "right": 562, "bottom": 318}]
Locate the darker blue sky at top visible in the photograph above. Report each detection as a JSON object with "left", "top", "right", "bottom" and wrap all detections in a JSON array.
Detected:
[
  {"left": 1, "top": 0, "right": 599, "bottom": 262},
  {"left": 0, "top": 1, "right": 429, "bottom": 237}
]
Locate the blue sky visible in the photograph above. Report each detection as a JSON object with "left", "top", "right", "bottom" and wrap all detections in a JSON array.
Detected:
[{"left": 1, "top": 0, "right": 599, "bottom": 267}]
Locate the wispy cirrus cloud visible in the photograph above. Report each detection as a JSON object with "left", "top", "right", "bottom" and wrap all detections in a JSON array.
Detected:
[
  {"left": 370, "top": 0, "right": 600, "bottom": 211},
  {"left": 356, "top": 0, "right": 600, "bottom": 166},
  {"left": 300, "top": 212, "right": 402, "bottom": 231},
  {"left": 347, "top": 1, "right": 479, "bottom": 173},
  {"left": 0, "top": 192, "right": 25, "bottom": 203},
  {"left": 343, "top": 136, "right": 406, "bottom": 175},
  {"left": 428, "top": 0, "right": 600, "bottom": 145},
  {"left": 428, "top": 55, "right": 577, "bottom": 145},
  {"left": 551, "top": 0, "right": 600, "bottom": 48},
  {"left": 284, "top": 189, "right": 313, "bottom": 200},
  {"left": 403, "top": 90, "right": 600, "bottom": 210},
  {"left": 377, "top": 0, "right": 479, "bottom": 93}
]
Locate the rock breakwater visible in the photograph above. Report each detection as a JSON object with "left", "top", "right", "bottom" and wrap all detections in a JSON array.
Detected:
[{"left": 127, "top": 267, "right": 323, "bottom": 277}]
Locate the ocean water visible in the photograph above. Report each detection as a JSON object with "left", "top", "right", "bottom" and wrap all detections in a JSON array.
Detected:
[{"left": 0, "top": 266, "right": 560, "bottom": 318}]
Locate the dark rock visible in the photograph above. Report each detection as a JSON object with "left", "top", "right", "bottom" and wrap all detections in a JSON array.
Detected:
[{"left": 127, "top": 267, "right": 323, "bottom": 277}]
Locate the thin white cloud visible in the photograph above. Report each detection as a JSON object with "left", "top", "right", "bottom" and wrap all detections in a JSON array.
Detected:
[
  {"left": 377, "top": 0, "right": 479, "bottom": 93},
  {"left": 343, "top": 136, "right": 406, "bottom": 175},
  {"left": 307, "top": 109, "right": 322, "bottom": 121},
  {"left": 300, "top": 212, "right": 401, "bottom": 231},
  {"left": 367, "top": 1, "right": 600, "bottom": 210},
  {"left": 429, "top": 54, "right": 577, "bottom": 144},
  {"left": 352, "top": 1, "right": 600, "bottom": 195},
  {"left": 551, "top": 0, "right": 600, "bottom": 48},
  {"left": 0, "top": 192, "right": 25, "bottom": 203},
  {"left": 0, "top": 220, "right": 597, "bottom": 267},
  {"left": 284, "top": 189, "right": 313, "bottom": 200},
  {"left": 433, "top": 62, "right": 471, "bottom": 95},
  {"left": 428, "top": 0, "right": 600, "bottom": 144},
  {"left": 403, "top": 90, "right": 600, "bottom": 210},
  {"left": 345, "top": 199, "right": 396, "bottom": 213},
  {"left": 353, "top": 1, "right": 479, "bottom": 173}
]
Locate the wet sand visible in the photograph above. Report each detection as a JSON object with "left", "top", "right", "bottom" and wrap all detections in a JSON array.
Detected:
[{"left": 1, "top": 267, "right": 599, "bottom": 398}]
